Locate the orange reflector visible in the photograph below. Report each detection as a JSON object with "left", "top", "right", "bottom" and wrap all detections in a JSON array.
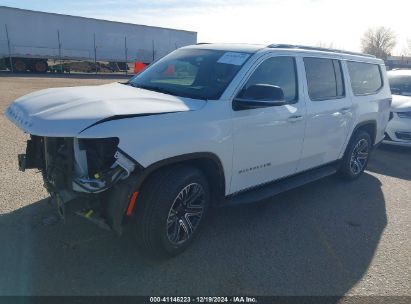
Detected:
[
  {"left": 133, "top": 61, "right": 146, "bottom": 74},
  {"left": 126, "top": 191, "right": 139, "bottom": 216}
]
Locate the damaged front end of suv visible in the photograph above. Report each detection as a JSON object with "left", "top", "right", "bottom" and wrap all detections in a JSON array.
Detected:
[
  {"left": 19, "top": 135, "right": 141, "bottom": 232},
  {"left": 5, "top": 80, "right": 203, "bottom": 235},
  {"left": 6, "top": 80, "right": 207, "bottom": 241}
]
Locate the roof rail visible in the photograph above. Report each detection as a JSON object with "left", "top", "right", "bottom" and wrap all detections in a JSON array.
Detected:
[{"left": 267, "top": 44, "right": 376, "bottom": 58}]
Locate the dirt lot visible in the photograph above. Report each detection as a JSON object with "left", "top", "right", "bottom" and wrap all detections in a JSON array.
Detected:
[{"left": 0, "top": 75, "right": 410, "bottom": 297}]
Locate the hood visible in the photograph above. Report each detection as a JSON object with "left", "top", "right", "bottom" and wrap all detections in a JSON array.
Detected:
[
  {"left": 391, "top": 94, "right": 411, "bottom": 112},
  {"left": 5, "top": 82, "right": 206, "bottom": 136}
]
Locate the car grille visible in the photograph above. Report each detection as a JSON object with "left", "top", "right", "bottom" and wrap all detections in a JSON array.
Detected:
[
  {"left": 43, "top": 137, "right": 74, "bottom": 191},
  {"left": 395, "top": 132, "right": 411, "bottom": 141}
]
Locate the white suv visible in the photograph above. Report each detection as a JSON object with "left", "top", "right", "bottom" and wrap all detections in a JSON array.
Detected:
[
  {"left": 6, "top": 44, "right": 391, "bottom": 257},
  {"left": 384, "top": 69, "right": 411, "bottom": 146}
]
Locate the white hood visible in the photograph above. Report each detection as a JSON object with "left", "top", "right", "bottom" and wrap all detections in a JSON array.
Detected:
[
  {"left": 5, "top": 82, "right": 206, "bottom": 136},
  {"left": 391, "top": 94, "right": 411, "bottom": 112}
]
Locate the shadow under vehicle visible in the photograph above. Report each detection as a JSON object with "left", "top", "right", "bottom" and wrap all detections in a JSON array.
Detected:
[{"left": 0, "top": 171, "right": 386, "bottom": 296}]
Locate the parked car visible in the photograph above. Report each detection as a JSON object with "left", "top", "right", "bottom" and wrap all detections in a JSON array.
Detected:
[
  {"left": 384, "top": 69, "right": 411, "bottom": 146},
  {"left": 49, "top": 64, "right": 70, "bottom": 73},
  {"left": 6, "top": 44, "right": 391, "bottom": 257}
]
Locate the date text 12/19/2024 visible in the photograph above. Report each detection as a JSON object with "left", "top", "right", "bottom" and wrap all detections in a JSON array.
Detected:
[{"left": 150, "top": 297, "right": 257, "bottom": 303}]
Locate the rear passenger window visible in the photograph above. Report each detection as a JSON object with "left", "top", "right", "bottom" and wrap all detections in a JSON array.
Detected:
[
  {"left": 243, "top": 56, "right": 298, "bottom": 103},
  {"left": 304, "top": 58, "right": 345, "bottom": 100},
  {"left": 347, "top": 62, "right": 383, "bottom": 95}
]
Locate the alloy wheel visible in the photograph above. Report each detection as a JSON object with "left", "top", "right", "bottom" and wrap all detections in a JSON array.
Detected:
[
  {"left": 166, "top": 183, "right": 205, "bottom": 245},
  {"left": 350, "top": 138, "right": 369, "bottom": 175}
]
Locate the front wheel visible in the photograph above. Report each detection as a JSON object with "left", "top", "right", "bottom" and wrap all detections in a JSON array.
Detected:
[
  {"left": 13, "top": 59, "right": 27, "bottom": 73},
  {"left": 133, "top": 165, "right": 210, "bottom": 258},
  {"left": 338, "top": 130, "right": 372, "bottom": 180}
]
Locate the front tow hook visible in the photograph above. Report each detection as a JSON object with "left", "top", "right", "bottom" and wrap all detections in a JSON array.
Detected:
[{"left": 18, "top": 154, "right": 27, "bottom": 172}]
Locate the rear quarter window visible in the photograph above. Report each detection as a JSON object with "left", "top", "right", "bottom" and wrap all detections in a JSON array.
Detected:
[{"left": 347, "top": 61, "right": 383, "bottom": 95}]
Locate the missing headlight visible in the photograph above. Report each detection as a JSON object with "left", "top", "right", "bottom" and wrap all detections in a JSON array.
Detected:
[
  {"left": 72, "top": 138, "right": 136, "bottom": 193},
  {"left": 78, "top": 137, "right": 119, "bottom": 177}
]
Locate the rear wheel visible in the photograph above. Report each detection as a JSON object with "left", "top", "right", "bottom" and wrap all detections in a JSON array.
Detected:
[
  {"left": 134, "top": 165, "right": 210, "bottom": 258},
  {"left": 13, "top": 59, "right": 27, "bottom": 73},
  {"left": 34, "top": 60, "right": 48, "bottom": 73},
  {"left": 338, "top": 130, "right": 372, "bottom": 180}
]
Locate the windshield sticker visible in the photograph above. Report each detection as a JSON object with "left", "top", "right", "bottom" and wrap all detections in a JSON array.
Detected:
[{"left": 217, "top": 52, "right": 250, "bottom": 66}]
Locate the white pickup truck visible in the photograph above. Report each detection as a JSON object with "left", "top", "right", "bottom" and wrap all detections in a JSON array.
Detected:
[{"left": 6, "top": 43, "right": 391, "bottom": 257}]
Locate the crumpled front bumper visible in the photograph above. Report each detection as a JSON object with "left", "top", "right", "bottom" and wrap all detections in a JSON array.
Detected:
[{"left": 18, "top": 135, "right": 144, "bottom": 233}]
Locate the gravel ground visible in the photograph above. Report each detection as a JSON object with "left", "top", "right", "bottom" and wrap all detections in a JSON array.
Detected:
[{"left": 0, "top": 75, "right": 410, "bottom": 297}]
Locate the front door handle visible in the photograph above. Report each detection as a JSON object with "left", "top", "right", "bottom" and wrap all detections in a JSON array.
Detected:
[
  {"left": 340, "top": 107, "right": 351, "bottom": 114},
  {"left": 287, "top": 115, "right": 303, "bottom": 123}
]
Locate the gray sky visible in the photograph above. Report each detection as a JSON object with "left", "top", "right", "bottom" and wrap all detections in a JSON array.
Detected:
[{"left": 1, "top": 0, "right": 410, "bottom": 54}]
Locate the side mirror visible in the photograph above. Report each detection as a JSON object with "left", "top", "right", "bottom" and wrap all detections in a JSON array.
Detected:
[{"left": 233, "top": 84, "right": 287, "bottom": 111}]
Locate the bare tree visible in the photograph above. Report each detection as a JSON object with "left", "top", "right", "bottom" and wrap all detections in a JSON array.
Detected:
[
  {"left": 316, "top": 41, "right": 335, "bottom": 49},
  {"left": 361, "top": 27, "right": 396, "bottom": 59}
]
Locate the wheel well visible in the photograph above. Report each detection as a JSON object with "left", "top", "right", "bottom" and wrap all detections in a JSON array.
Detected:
[
  {"left": 355, "top": 121, "right": 376, "bottom": 145},
  {"left": 186, "top": 158, "right": 225, "bottom": 204},
  {"left": 138, "top": 155, "right": 226, "bottom": 205}
]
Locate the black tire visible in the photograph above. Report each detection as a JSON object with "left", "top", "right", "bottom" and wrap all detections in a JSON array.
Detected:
[
  {"left": 338, "top": 130, "right": 372, "bottom": 180},
  {"left": 13, "top": 59, "right": 27, "bottom": 73},
  {"left": 134, "top": 165, "right": 210, "bottom": 258},
  {"left": 34, "top": 60, "right": 48, "bottom": 73}
]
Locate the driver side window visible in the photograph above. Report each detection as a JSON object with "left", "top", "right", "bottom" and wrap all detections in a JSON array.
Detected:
[{"left": 242, "top": 56, "right": 298, "bottom": 103}]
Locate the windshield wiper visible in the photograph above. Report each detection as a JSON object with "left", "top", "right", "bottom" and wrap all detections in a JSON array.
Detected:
[
  {"left": 125, "top": 82, "right": 207, "bottom": 100},
  {"left": 125, "top": 82, "right": 139, "bottom": 88},
  {"left": 128, "top": 83, "right": 174, "bottom": 95}
]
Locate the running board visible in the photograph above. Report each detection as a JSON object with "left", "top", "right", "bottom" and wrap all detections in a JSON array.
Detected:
[{"left": 224, "top": 165, "right": 337, "bottom": 206}]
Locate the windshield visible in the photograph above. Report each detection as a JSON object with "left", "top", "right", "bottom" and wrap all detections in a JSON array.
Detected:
[
  {"left": 388, "top": 74, "right": 411, "bottom": 96},
  {"left": 128, "top": 48, "right": 251, "bottom": 100}
]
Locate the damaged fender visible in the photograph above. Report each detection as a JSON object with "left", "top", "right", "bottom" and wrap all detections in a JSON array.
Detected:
[{"left": 104, "top": 173, "right": 141, "bottom": 234}]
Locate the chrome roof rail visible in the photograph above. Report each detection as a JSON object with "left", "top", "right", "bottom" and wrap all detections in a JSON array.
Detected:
[{"left": 267, "top": 44, "right": 376, "bottom": 58}]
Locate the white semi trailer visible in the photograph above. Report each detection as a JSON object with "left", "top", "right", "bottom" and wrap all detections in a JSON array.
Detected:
[{"left": 0, "top": 6, "right": 197, "bottom": 73}]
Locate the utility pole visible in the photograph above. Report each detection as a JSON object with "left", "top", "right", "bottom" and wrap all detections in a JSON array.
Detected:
[
  {"left": 57, "top": 30, "right": 62, "bottom": 73},
  {"left": 124, "top": 36, "right": 128, "bottom": 76},
  {"left": 93, "top": 33, "right": 97, "bottom": 74},
  {"left": 152, "top": 40, "right": 155, "bottom": 62},
  {"left": 5, "top": 24, "right": 13, "bottom": 73}
]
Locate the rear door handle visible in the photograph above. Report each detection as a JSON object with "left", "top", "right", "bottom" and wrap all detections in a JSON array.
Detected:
[{"left": 287, "top": 115, "right": 303, "bottom": 123}]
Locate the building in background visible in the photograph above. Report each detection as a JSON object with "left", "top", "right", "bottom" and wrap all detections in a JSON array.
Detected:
[{"left": 385, "top": 55, "right": 411, "bottom": 70}]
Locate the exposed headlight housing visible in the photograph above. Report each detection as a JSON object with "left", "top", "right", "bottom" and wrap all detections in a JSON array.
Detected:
[{"left": 72, "top": 138, "right": 137, "bottom": 193}]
